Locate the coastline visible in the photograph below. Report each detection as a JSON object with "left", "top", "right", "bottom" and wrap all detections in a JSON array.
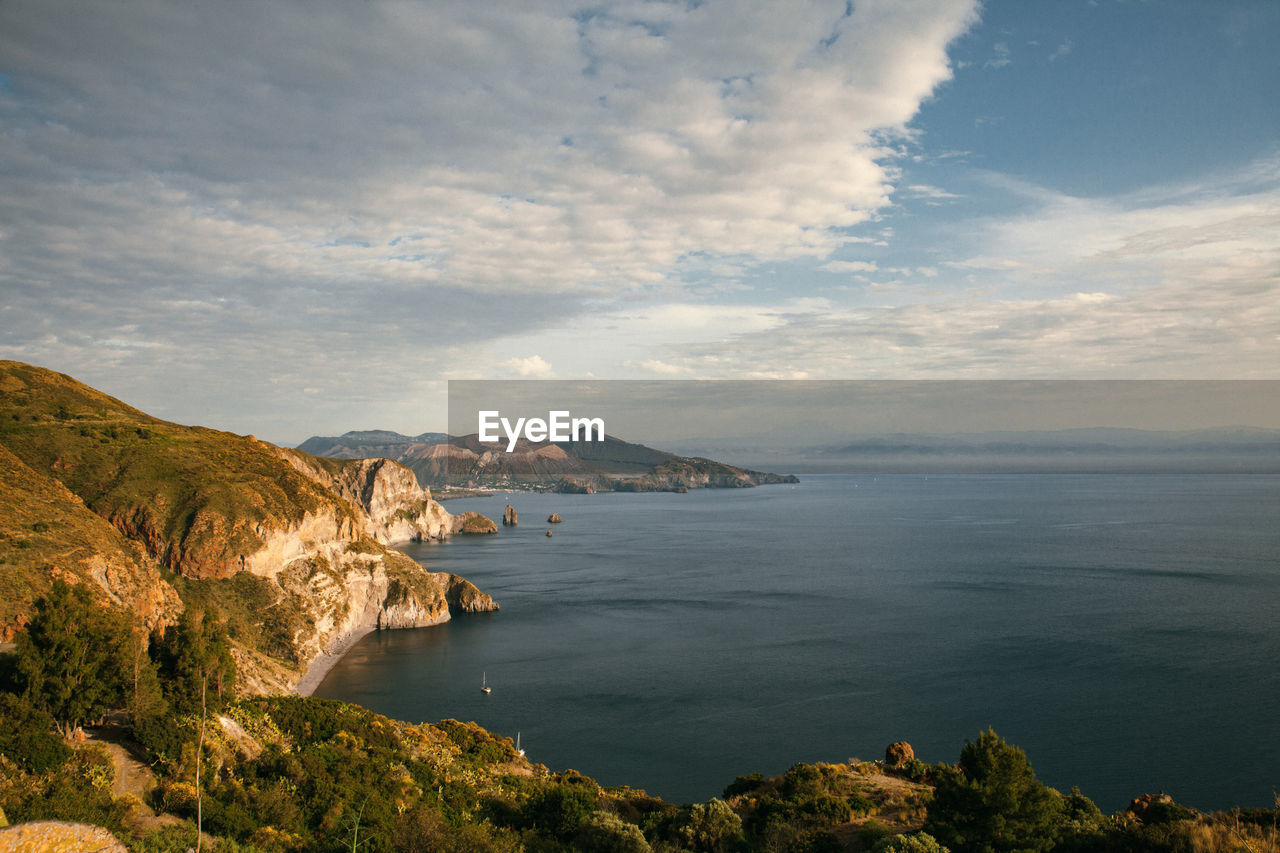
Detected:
[{"left": 293, "top": 623, "right": 378, "bottom": 697}]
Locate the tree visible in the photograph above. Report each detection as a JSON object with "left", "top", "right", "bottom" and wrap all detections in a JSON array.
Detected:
[
  {"left": 153, "top": 606, "right": 236, "bottom": 716},
  {"left": 675, "top": 798, "right": 744, "bottom": 853},
  {"left": 923, "top": 729, "right": 1063, "bottom": 853},
  {"left": 13, "top": 580, "right": 129, "bottom": 734},
  {"left": 0, "top": 692, "right": 72, "bottom": 772}
]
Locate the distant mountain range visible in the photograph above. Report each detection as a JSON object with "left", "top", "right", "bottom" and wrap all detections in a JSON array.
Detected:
[{"left": 297, "top": 430, "right": 799, "bottom": 492}]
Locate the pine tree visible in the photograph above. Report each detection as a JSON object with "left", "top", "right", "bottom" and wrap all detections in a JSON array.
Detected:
[
  {"left": 924, "top": 729, "right": 1063, "bottom": 853},
  {"left": 154, "top": 606, "right": 236, "bottom": 715},
  {"left": 14, "top": 580, "right": 129, "bottom": 735}
]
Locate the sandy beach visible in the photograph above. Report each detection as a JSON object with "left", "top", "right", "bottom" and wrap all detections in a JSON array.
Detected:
[{"left": 293, "top": 624, "right": 378, "bottom": 697}]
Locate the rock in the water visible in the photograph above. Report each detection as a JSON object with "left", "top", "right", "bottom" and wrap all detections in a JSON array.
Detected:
[
  {"left": 456, "top": 512, "right": 498, "bottom": 534},
  {"left": 548, "top": 513, "right": 562, "bottom": 523},
  {"left": 503, "top": 504, "right": 518, "bottom": 526},
  {"left": 885, "top": 741, "right": 915, "bottom": 767},
  {"left": 546, "top": 530, "right": 553, "bottom": 537}
]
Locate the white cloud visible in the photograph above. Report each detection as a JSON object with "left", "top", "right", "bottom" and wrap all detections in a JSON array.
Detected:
[
  {"left": 637, "top": 360, "right": 693, "bottom": 376},
  {"left": 902, "top": 184, "right": 962, "bottom": 200},
  {"left": 821, "top": 260, "right": 880, "bottom": 273},
  {"left": 0, "top": 0, "right": 979, "bottom": 301},
  {"left": 492, "top": 160, "right": 1280, "bottom": 380},
  {"left": 498, "top": 355, "right": 556, "bottom": 378}
]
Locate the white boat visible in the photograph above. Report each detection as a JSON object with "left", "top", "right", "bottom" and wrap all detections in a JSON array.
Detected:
[{"left": 481, "top": 672, "right": 491, "bottom": 694}]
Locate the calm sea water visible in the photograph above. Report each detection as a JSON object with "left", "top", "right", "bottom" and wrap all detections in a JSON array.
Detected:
[{"left": 314, "top": 474, "right": 1280, "bottom": 811}]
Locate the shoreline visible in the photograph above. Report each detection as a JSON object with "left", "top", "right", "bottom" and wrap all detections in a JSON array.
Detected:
[{"left": 293, "top": 623, "right": 378, "bottom": 697}]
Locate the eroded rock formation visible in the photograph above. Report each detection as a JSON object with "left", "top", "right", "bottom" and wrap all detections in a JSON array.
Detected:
[{"left": 885, "top": 741, "right": 915, "bottom": 768}]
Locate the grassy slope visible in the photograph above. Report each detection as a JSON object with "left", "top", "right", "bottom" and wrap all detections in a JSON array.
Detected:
[
  {"left": 0, "top": 444, "right": 177, "bottom": 639},
  {"left": 0, "top": 361, "right": 355, "bottom": 579}
]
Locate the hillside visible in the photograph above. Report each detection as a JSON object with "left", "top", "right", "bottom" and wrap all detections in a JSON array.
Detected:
[
  {"left": 0, "top": 443, "right": 180, "bottom": 642},
  {"left": 298, "top": 428, "right": 799, "bottom": 492},
  {"left": 0, "top": 361, "right": 497, "bottom": 691}
]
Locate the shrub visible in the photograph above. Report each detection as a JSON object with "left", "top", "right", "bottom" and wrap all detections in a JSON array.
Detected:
[
  {"left": 673, "top": 798, "right": 744, "bottom": 853},
  {"left": 523, "top": 784, "right": 597, "bottom": 838},
  {"left": 576, "top": 810, "right": 653, "bottom": 853},
  {"left": 873, "top": 831, "right": 952, "bottom": 852}
]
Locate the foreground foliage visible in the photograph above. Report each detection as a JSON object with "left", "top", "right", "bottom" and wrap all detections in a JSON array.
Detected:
[{"left": 2, "top": 585, "right": 1279, "bottom": 852}]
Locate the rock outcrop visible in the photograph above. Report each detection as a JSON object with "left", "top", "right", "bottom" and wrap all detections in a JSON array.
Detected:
[
  {"left": 885, "top": 741, "right": 915, "bottom": 768},
  {"left": 0, "top": 821, "right": 128, "bottom": 852},
  {"left": 455, "top": 512, "right": 499, "bottom": 534},
  {"left": 1127, "top": 793, "right": 1179, "bottom": 823},
  {"left": 503, "top": 504, "right": 518, "bottom": 526},
  {"left": 273, "top": 448, "right": 493, "bottom": 545},
  {"left": 548, "top": 513, "right": 562, "bottom": 523}
]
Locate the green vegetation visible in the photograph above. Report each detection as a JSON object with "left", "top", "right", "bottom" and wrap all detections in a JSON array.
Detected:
[
  {"left": 924, "top": 729, "right": 1062, "bottom": 852},
  {"left": 12, "top": 580, "right": 133, "bottom": 734},
  {"left": 0, "top": 360, "right": 356, "bottom": 581},
  {"left": 2, "top": 580, "right": 1279, "bottom": 853}
]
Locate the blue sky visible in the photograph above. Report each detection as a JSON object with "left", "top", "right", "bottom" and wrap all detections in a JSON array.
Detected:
[{"left": 1, "top": 0, "right": 1277, "bottom": 442}]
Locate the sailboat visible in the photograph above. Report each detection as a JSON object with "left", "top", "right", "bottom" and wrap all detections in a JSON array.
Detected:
[{"left": 481, "top": 672, "right": 491, "bottom": 694}]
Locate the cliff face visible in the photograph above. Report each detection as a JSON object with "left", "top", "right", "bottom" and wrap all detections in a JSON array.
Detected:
[
  {"left": 272, "top": 448, "right": 493, "bottom": 543},
  {"left": 0, "top": 360, "right": 497, "bottom": 693}
]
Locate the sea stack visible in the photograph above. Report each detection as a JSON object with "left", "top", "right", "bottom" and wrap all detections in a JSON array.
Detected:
[
  {"left": 503, "top": 504, "right": 518, "bottom": 526},
  {"left": 546, "top": 530, "right": 553, "bottom": 537},
  {"left": 548, "top": 513, "right": 562, "bottom": 523}
]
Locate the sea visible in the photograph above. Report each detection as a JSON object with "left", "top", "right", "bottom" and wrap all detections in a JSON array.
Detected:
[{"left": 313, "top": 473, "right": 1280, "bottom": 812}]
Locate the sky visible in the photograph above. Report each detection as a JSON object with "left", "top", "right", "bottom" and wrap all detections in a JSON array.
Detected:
[{"left": 1, "top": 0, "right": 1277, "bottom": 444}]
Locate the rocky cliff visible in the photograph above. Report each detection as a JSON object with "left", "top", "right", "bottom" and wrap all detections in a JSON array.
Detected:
[
  {"left": 270, "top": 448, "right": 496, "bottom": 544},
  {"left": 0, "top": 360, "right": 498, "bottom": 692}
]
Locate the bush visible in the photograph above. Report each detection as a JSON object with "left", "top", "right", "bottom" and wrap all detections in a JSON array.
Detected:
[
  {"left": 673, "top": 798, "right": 744, "bottom": 853},
  {"left": 523, "top": 784, "right": 597, "bottom": 838},
  {"left": 576, "top": 811, "right": 653, "bottom": 853},
  {"left": 873, "top": 831, "right": 952, "bottom": 852}
]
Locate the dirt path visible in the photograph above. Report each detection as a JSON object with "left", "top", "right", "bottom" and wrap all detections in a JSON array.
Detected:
[
  {"left": 84, "top": 725, "right": 157, "bottom": 802},
  {"left": 82, "top": 725, "right": 186, "bottom": 834}
]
